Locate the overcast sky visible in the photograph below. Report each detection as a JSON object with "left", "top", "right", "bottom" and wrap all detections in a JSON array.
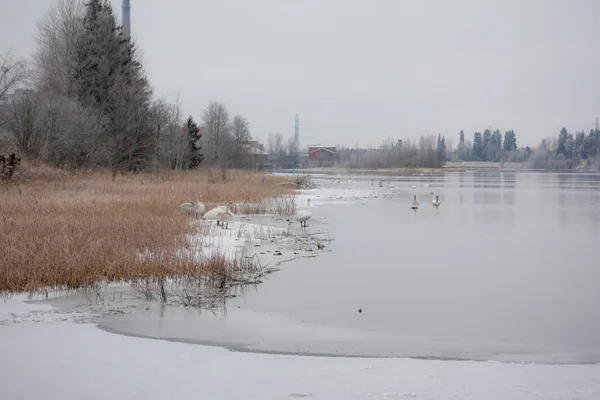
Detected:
[{"left": 2, "top": 0, "right": 599, "bottom": 148}]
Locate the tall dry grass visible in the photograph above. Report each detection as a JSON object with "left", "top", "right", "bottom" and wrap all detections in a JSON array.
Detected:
[{"left": 0, "top": 164, "right": 297, "bottom": 296}]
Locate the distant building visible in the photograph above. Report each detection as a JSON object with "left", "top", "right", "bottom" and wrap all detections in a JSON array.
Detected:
[
  {"left": 308, "top": 146, "right": 337, "bottom": 167},
  {"left": 244, "top": 141, "right": 268, "bottom": 170}
]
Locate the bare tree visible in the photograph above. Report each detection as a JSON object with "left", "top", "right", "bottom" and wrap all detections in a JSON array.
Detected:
[
  {"left": 230, "top": 114, "right": 250, "bottom": 167},
  {"left": 150, "top": 97, "right": 170, "bottom": 177},
  {"left": 265, "top": 132, "right": 274, "bottom": 155},
  {"left": 274, "top": 133, "right": 284, "bottom": 158},
  {"left": 286, "top": 136, "right": 297, "bottom": 157},
  {"left": 202, "top": 101, "right": 230, "bottom": 166},
  {"left": 34, "top": 0, "right": 84, "bottom": 98},
  {"left": 166, "top": 99, "right": 187, "bottom": 169},
  {"left": 231, "top": 115, "right": 250, "bottom": 144},
  {"left": 0, "top": 50, "right": 27, "bottom": 101},
  {"left": 45, "top": 96, "right": 105, "bottom": 167},
  {"left": 1, "top": 89, "right": 47, "bottom": 157}
]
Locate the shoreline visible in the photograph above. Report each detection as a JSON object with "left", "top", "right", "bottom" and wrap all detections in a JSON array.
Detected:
[{"left": 276, "top": 162, "right": 600, "bottom": 174}]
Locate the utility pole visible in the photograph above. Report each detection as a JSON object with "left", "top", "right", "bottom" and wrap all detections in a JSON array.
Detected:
[
  {"left": 122, "top": 0, "right": 131, "bottom": 39},
  {"left": 294, "top": 114, "right": 300, "bottom": 168}
]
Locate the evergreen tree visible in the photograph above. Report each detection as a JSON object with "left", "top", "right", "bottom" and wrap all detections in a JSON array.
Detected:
[
  {"left": 503, "top": 130, "right": 517, "bottom": 151},
  {"left": 473, "top": 132, "right": 484, "bottom": 161},
  {"left": 71, "top": 0, "right": 154, "bottom": 173},
  {"left": 557, "top": 127, "right": 568, "bottom": 156},
  {"left": 482, "top": 129, "right": 492, "bottom": 161},
  {"left": 575, "top": 131, "right": 586, "bottom": 159},
  {"left": 436, "top": 134, "right": 447, "bottom": 164},
  {"left": 491, "top": 130, "right": 503, "bottom": 161},
  {"left": 457, "top": 130, "right": 467, "bottom": 161},
  {"left": 187, "top": 116, "right": 203, "bottom": 169}
]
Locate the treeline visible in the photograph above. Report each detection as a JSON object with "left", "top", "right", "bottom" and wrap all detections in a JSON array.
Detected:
[
  {"left": 336, "top": 129, "right": 528, "bottom": 169},
  {"left": 529, "top": 127, "right": 600, "bottom": 170},
  {"left": 453, "top": 129, "right": 529, "bottom": 163},
  {"left": 0, "top": 0, "right": 254, "bottom": 175},
  {"left": 337, "top": 134, "right": 449, "bottom": 169}
]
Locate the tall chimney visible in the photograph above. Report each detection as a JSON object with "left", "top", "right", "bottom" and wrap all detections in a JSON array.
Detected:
[{"left": 122, "top": 0, "right": 131, "bottom": 39}]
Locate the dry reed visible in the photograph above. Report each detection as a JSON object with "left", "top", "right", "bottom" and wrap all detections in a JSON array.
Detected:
[{"left": 0, "top": 164, "right": 297, "bottom": 296}]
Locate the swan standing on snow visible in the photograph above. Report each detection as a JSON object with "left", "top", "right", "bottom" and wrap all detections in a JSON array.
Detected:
[
  {"left": 216, "top": 202, "right": 235, "bottom": 229},
  {"left": 203, "top": 201, "right": 235, "bottom": 228},
  {"left": 294, "top": 198, "right": 312, "bottom": 228},
  {"left": 432, "top": 194, "right": 441, "bottom": 207},
  {"left": 207, "top": 202, "right": 235, "bottom": 226},
  {"left": 411, "top": 194, "right": 419, "bottom": 210},
  {"left": 179, "top": 197, "right": 205, "bottom": 219}
]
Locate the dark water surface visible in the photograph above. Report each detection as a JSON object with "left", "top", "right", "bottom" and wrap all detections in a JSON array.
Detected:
[{"left": 100, "top": 172, "right": 600, "bottom": 363}]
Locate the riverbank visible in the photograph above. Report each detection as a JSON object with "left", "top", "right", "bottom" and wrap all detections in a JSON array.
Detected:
[{"left": 0, "top": 166, "right": 303, "bottom": 298}]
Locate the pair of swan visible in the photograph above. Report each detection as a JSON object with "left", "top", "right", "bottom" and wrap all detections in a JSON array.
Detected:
[
  {"left": 179, "top": 198, "right": 205, "bottom": 219},
  {"left": 411, "top": 194, "right": 442, "bottom": 210},
  {"left": 294, "top": 198, "right": 312, "bottom": 228},
  {"left": 203, "top": 201, "right": 235, "bottom": 229}
]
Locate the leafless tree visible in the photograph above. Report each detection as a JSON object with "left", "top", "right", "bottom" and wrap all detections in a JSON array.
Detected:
[
  {"left": 286, "top": 136, "right": 297, "bottom": 156},
  {"left": 230, "top": 114, "right": 250, "bottom": 167},
  {"left": 1, "top": 89, "right": 47, "bottom": 157},
  {"left": 274, "top": 133, "right": 284, "bottom": 158},
  {"left": 166, "top": 100, "right": 188, "bottom": 169},
  {"left": 150, "top": 97, "right": 170, "bottom": 177},
  {"left": 34, "top": 0, "right": 84, "bottom": 98},
  {"left": 266, "top": 132, "right": 275, "bottom": 154},
  {"left": 1, "top": 50, "right": 27, "bottom": 101},
  {"left": 231, "top": 115, "right": 250, "bottom": 144},
  {"left": 45, "top": 95, "right": 105, "bottom": 167},
  {"left": 202, "top": 101, "right": 230, "bottom": 166}
]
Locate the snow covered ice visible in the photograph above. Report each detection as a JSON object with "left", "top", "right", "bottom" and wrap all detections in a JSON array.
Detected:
[{"left": 0, "top": 300, "right": 598, "bottom": 400}]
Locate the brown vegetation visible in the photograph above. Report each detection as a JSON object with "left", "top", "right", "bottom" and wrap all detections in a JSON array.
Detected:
[{"left": 0, "top": 163, "right": 296, "bottom": 296}]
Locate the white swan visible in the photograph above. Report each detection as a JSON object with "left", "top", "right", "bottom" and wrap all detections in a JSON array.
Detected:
[
  {"left": 217, "top": 202, "right": 235, "bottom": 229},
  {"left": 432, "top": 194, "right": 441, "bottom": 207},
  {"left": 387, "top": 181, "right": 395, "bottom": 188},
  {"left": 179, "top": 197, "right": 205, "bottom": 219},
  {"left": 411, "top": 194, "right": 419, "bottom": 210},
  {"left": 203, "top": 201, "right": 235, "bottom": 228},
  {"left": 209, "top": 203, "right": 234, "bottom": 226},
  {"left": 294, "top": 198, "right": 312, "bottom": 228}
]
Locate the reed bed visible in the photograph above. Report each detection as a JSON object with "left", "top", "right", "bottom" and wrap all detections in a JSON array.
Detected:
[{"left": 0, "top": 164, "right": 297, "bottom": 296}]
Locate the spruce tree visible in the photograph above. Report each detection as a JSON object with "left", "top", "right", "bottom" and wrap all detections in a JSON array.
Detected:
[{"left": 187, "top": 116, "right": 203, "bottom": 169}]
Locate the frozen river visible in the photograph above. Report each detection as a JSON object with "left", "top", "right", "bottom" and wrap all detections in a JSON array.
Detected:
[{"left": 99, "top": 171, "right": 600, "bottom": 364}]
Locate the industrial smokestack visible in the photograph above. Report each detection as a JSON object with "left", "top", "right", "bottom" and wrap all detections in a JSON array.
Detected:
[{"left": 122, "top": 0, "right": 131, "bottom": 39}]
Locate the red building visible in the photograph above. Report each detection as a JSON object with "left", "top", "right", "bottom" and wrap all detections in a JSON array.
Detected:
[{"left": 308, "top": 146, "right": 336, "bottom": 167}]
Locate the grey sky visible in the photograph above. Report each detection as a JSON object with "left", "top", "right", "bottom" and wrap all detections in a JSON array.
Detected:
[{"left": 2, "top": 0, "right": 599, "bottom": 148}]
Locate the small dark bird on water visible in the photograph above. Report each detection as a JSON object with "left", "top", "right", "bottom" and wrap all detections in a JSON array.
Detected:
[{"left": 358, "top": 308, "right": 362, "bottom": 313}]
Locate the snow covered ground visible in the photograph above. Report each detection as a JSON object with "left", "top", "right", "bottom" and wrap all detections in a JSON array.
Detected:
[{"left": 0, "top": 300, "right": 598, "bottom": 400}]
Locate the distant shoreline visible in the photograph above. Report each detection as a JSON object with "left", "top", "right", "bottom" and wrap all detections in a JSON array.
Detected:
[{"left": 274, "top": 162, "right": 600, "bottom": 175}]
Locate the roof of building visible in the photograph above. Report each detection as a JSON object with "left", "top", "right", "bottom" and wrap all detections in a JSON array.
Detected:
[
  {"left": 308, "top": 146, "right": 336, "bottom": 155},
  {"left": 244, "top": 144, "right": 268, "bottom": 155}
]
